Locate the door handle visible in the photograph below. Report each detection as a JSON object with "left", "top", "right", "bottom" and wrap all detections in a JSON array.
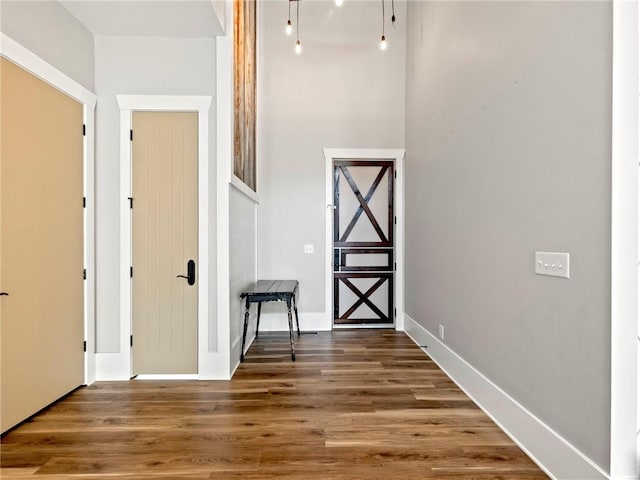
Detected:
[
  {"left": 176, "top": 260, "right": 196, "bottom": 286},
  {"left": 0, "top": 292, "right": 8, "bottom": 296}
]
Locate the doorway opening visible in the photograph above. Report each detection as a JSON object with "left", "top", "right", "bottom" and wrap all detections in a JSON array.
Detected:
[
  {"left": 323, "top": 149, "right": 405, "bottom": 330},
  {"left": 117, "top": 95, "right": 212, "bottom": 380}
]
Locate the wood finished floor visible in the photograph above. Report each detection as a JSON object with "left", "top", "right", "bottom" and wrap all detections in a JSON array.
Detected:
[{"left": 1, "top": 330, "right": 548, "bottom": 479}]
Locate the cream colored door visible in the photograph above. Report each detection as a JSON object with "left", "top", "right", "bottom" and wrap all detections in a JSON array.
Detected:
[
  {"left": 1, "top": 58, "right": 84, "bottom": 432},
  {"left": 132, "top": 112, "right": 198, "bottom": 375}
]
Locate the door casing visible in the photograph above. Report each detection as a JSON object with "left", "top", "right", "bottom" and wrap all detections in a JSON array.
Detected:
[
  {"left": 116, "top": 95, "right": 213, "bottom": 380},
  {"left": 323, "top": 149, "right": 405, "bottom": 331},
  {"left": 0, "top": 34, "right": 97, "bottom": 387}
]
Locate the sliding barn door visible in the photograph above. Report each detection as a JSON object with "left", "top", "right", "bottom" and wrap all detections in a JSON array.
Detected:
[
  {"left": 131, "top": 112, "right": 198, "bottom": 375},
  {"left": 1, "top": 58, "right": 84, "bottom": 432},
  {"left": 333, "top": 160, "right": 394, "bottom": 326}
]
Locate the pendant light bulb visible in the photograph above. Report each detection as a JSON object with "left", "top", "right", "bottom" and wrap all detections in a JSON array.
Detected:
[
  {"left": 285, "top": 20, "right": 292, "bottom": 35},
  {"left": 380, "top": 35, "right": 387, "bottom": 51},
  {"left": 335, "top": 0, "right": 344, "bottom": 6},
  {"left": 391, "top": 14, "right": 396, "bottom": 29},
  {"left": 295, "top": 40, "right": 302, "bottom": 55}
]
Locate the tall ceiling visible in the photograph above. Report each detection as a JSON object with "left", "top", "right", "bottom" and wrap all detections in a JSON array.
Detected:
[{"left": 59, "top": 0, "right": 225, "bottom": 38}]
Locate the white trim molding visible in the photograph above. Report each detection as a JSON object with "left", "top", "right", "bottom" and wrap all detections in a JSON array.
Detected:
[
  {"left": 106, "top": 94, "right": 214, "bottom": 381},
  {"left": 611, "top": 1, "right": 640, "bottom": 479},
  {"left": 0, "top": 33, "right": 96, "bottom": 107},
  {"left": 404, "top": 314, "right": 609, "bottom": 480},
  {"left": 323, "top": 148, "right": 406, "bottom": 330},
  {"left": 0, "top": 33, "right": 98, "bottom": 387},
  {"left": 134, "top": 374, "right": 199, "bottom": 381},
  {"left": 231, "top": 175, "right": 260, "bottom": 204},
  {"left": 215, "top": 10, "right": 234, "bottom": 380}
]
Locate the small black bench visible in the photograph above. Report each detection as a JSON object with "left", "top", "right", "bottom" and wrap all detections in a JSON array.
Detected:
[{"left": 240, "top": 280, "right": 300, "bottom": 362}]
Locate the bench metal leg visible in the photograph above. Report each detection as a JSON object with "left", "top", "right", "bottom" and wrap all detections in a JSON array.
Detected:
[
  {"left": 293, "top": 295, "right": 301, "bottom": 336},
  {"left": 286, "top": 298, "right": 296, "bottom": 361},
  {"left": 240, "top": 297, "right": 251, "bottom": 362},
  {"left": 256, "top": 302, "right": 262, "bottom": 338}
]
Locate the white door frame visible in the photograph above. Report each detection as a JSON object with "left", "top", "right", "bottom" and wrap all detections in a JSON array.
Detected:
[
  {"left": 611, "top": 1, "right": 639, "bottom": 478},
  {"left": 0, "top": 33, "right": 97, "bottom": 386},
  {"left": 117, "top": 95, "right": 212, "bottom": 380},
  {"left": 323, "top": 148, "right": 405, "bottom": 331}
]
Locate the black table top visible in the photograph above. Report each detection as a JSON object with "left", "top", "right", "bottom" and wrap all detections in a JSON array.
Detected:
[{"left": 240, "top": 280, "right": 299, "bottom": 298}]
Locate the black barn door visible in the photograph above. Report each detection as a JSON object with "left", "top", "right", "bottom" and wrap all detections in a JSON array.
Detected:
[{"left": 333, "top": 160, "right": 394, "bottom": 326}]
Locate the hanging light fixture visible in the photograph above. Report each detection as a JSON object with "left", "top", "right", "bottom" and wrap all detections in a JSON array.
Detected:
[
  {"left": 295, "top": 0, "right": 302, "bottom": 54},
  {"left": 391, "top": 0, "right": 396, "bottom": 29},
  {"left": 285, "top": 0, "right": 293, "bottom": 35},
  {"left": 283, "top": 0, "right": 394, "bottom": 53},
  {"left": 379, "top": 0, "right": 387, "bottom": 50}
]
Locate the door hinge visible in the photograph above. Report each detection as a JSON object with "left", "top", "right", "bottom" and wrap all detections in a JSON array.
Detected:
[
  {"left": 128, "top": 197, "right": 133, "bottom": 209},
  {"left": 394, "top": 308, "right": 397, "bottom": 317},
  {"left": 394, "top": 262, "right": 397, "bottom": 270},
  {"left": 394, "top": 170, "right": 397, "bottom": 179},
  {"left": 83, "top": 341, "right": 87, "bottom": 352},
  {"left": 82, "top": 124, "right": 86, "bottom": 136},
  {"left": 130, "top": 266, "right": 133, "bottom": 278},
  {"left": 130, "top": 129, "right": 133, "bottom": 141},
  {"left": 83, "top": 197, "right": 86, "bottom": 208},
  {"left": 130, "top": 335, "right": 133, "bottom": 347},
  {"left": 394, "top": 215, "right": 397, "bottom": 225},
  {"left": 83, "top": 268, "right": 87, "bottom": 280}
]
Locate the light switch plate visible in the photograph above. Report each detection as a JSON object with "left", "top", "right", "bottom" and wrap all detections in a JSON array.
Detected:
[
  {"left": 535, "top": 252, "right": 570, "bottom": 279},
  {"left": 304, "top": 244, "right": 314, "bottom": 254}
]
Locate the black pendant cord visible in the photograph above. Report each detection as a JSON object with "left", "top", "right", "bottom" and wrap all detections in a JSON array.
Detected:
[
  {"left": 391, "top": 0, "right": 396, "bottom": 25},
  {"left": 296, "top": 0, "right": 300, "bottom": 42},
  {"left": 288, "top": 0, "right": 291, "bottom": 24},
  {"left": 381, "top": 0, "right": 385, "bottom": 37}
]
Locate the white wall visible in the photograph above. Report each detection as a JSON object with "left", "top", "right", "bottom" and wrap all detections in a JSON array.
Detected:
[
  {"left": 0, "top": 0, "right": 94, "bottom": 90},
  {"left": 404, "top": 0, "right": 612, "bottom": 472},
  {"left": 94, "top": 36, "right": 217, "bottom": 354},
  {"left": 257, "top": 0, "right": 406, "bottom": 325},
  {"left": 229, "top": 186, "right": 258, "bottom": 364}
]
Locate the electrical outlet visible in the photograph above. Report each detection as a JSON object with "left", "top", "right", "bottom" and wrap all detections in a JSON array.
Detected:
[
  {"left": 535, "top": 252, "right": 570, "bottom": 279},
  {"left": 304, "top": 244, "right": 314, "bottom": 254},
  {"left": 438, "top": 324, "right": 445, "bottom": 340}
]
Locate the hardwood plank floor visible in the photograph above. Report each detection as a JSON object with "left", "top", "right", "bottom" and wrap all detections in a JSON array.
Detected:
[{"left": 1, "top": 330, "right": 548, "bottom": 479}]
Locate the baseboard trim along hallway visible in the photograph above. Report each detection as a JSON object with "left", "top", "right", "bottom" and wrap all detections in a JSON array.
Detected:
[{"left": 403, "top": 314, "right": 610, "bottom": 480}]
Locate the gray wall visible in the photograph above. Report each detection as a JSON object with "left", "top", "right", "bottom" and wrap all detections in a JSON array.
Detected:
[
  {"left": 404, "top": 1, "right": 612, "bottom": 470},
  {"left": 229, "top": 187, "right": 257, "bottom": 355},
  {"left": 0, "top": 1, "right": 94, "bottom": 91},
  {"left": 94, "top": 36, "right": 217, "bottom": 352},
  {"left": 257, "top": 0, "right": 407, "bottom": 315}
]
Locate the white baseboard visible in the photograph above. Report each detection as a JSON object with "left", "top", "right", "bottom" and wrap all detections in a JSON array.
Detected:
[
  {"left": 403, "top": 314, "right": 610, "bottom": 480},
  {"left": 95, "top": 353, "right": 130, "bottom": 381},
  {"left": 135, "top": 374, "right": 198, "bottom": 380},
  {"left": 96, "top": 350, "right": 232, "bottom": 381}
]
